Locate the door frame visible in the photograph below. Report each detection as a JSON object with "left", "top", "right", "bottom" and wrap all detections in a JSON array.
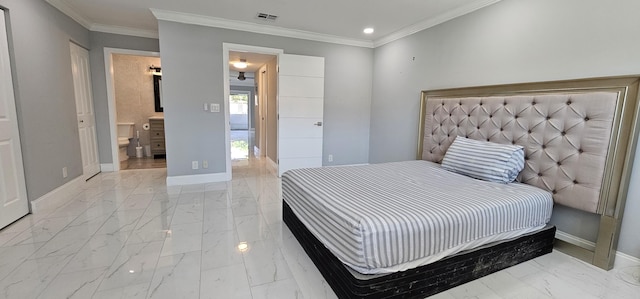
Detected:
[
  {"left": 222, "top": 43, "right": 283, "bottom": 177},
  {"left": 103, "top": 47, "right": 160, "bottom": 171}
]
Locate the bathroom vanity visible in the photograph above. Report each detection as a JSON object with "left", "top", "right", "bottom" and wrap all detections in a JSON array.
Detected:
[{"left": 149, "top": 117, "right": 166, "bottom": 158}]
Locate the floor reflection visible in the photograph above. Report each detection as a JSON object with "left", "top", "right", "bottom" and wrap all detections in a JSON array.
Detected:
[{"left": 231, "top": 130, "right": 254, "bottom": 161}]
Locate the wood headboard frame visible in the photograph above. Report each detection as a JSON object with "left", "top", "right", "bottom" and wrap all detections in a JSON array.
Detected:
[{"left": 417, "top": 76, "right": 640, "bottom": 270}]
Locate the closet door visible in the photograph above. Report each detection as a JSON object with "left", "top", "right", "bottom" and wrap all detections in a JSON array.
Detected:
[
  {"left": 0, "top": 11, "right": 29, "bottom": 228},
  {"left": 70, "top": 42, "right": 100, "bottom": 180}
]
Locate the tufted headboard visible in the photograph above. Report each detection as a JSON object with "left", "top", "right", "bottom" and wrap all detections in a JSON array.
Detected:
[
  {"left": 417, "top": 76, "right": 640, "bottom": 270},
  {"left": 421, "top": 92, "right": 616, "bottom": 213}
]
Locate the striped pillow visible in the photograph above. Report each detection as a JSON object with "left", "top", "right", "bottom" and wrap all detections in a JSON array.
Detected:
[{"left": 441, "top": 137, "right": 525, "bottom": 183}]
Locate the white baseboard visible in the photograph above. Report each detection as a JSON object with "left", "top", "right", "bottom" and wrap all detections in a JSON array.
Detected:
[
  {"left": 100, "top": 163, "right": 114, "bottom": 172},
  {"left": 556, "top": 230, "right": 596, "bottom": 251},
  {"left": 266, "top": 157, "right": 278, "bottom": 176},
  {"left": 30, "top": 175, "right": 85, "bottom": 213},
  {"left": 326, "top": 163, "right": 370, "bottom": 167},
  {"left": 615, "top": 251, "right": 640, "bottom": 268},
  {"left": 556, "top": 230, "right": 640, "bottom": 268},
  {"left": 166, "top": 172, "right": 231, "bottom": 186}
]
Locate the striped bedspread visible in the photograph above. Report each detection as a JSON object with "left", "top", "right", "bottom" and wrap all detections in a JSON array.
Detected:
[{"left": 282, "top": 160, "right": 553, "bottom": 274}]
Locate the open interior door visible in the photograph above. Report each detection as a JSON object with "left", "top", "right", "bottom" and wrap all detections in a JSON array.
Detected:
[{"left": 277, "top": 54, "right": 325, "bottom": 176}]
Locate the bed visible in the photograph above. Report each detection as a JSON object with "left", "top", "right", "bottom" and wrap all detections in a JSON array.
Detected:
[{"left": 282, "top": 76, "right": 640, "bottom": 298}]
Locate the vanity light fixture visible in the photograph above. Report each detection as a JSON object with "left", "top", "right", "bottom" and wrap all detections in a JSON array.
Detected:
[
  {"left": 363, "top": 27, "right": 374, "bottom": 34},
  {"left": 149, "top": 65, "right": 162, "bottom": 75},
  {"left": 233, "top": 59, "right": 248, "bottom": 69}
]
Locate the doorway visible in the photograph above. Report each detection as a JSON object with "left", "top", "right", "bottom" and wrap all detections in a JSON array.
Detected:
[
  {"left": 229, "top": 89, "right": 251, "bottom": 160},
  {"left": 104, "top": 48, "right": 164, "bottom": 171},
  {"left": 226, "top": 46, "right": 280, "bottom": 174}
]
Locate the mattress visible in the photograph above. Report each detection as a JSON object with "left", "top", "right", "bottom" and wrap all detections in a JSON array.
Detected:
[{"left": 282, "top": 160, "right": 553, "bottom": 274}]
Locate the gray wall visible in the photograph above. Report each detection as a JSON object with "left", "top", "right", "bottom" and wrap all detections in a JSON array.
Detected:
[
  {"left": 369, "top": 0, "right": 640, "bottom": 257},
  {"left": 1, "top": 0, "right": 88, "bottom": 200},
  {"left": 158, "top": 21, "right": 372, "bottom": 176},
  {"left": 89, "top": 32, "right": 159, "bottom": 163}
]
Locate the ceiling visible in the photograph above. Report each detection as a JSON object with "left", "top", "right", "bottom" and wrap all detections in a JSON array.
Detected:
[
  {"left": 229, "top": 51, "right": 276, "bottom": 72},
  {"left": 46, "top": 0, "right": 501, "bottom": 47}
]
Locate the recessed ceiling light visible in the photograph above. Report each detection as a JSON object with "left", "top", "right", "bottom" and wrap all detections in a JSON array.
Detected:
[
  {"left": 363, "top": 28, "right": 374, "bottom": 34},
  {"left": 233, "top": 59, "right": 248, "bottom": 69}
]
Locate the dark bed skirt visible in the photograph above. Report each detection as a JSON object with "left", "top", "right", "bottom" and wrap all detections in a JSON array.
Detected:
[{"left": 283, "top": 200, "right": 555, "bottom": 299}]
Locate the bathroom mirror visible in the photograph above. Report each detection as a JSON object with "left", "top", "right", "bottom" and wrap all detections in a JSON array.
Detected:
[{"left": 154, "top": 74, "right": 163, "bottom": 112}]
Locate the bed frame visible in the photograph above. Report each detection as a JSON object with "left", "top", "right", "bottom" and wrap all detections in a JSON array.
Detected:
[
  {"left": 417, "top": 76, "right": 640, "bottom": 270},
  {"left": 283, "top": 76, "right": 640, "bottom": 298},
  {"left": 284, "top": 201, "right": 555, "bottom": 298}
]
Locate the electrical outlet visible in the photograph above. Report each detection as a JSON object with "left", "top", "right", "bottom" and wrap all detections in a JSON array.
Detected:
[
  {"left": 202, "top": 160, "right": 208, "bottom": 169},
  {"left": 328, "top": 154, "right": 333, "bottom": 162},
  {"left": 192, "top": 161, "right": 199, "bottom": 169},
  {"left": 62, "top": 167, "right": 68, "bottom": 178}
]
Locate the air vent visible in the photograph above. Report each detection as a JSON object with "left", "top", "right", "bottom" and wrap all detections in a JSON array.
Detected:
[{"left": 256, "top": 12, "right": 278, "bottom": 21}]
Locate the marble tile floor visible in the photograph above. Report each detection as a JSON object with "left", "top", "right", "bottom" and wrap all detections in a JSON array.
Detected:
[
  {"left": 120, "top": 157, "right": 167, "bottom": 170},
  {"left": 0, "top": 158, "right": 638, "bottom": 298}
]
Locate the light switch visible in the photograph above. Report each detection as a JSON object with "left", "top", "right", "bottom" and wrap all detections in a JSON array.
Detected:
[
  {"left": 210, "top": 103, "right": 220, "bottom": 113},
  {"left": 204, "top": 103, "right": 208, "bottom": 111}
]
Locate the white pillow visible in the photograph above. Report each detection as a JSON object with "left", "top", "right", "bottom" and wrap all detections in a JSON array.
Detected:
[{"left": 441, "top": 137, "right": 525, "bottom": 183}]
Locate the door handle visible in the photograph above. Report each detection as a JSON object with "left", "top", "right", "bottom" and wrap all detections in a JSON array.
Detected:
[
  {"left": 314, "top": 122, "right": 323, "bottom": 126},
  {"left": 80, "top": 120, "right": 84, "bottom": 123}
]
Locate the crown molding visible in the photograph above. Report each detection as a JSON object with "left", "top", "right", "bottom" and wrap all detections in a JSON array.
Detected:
[
  {"left": 45, "top": 0, "right": 92, "bottom": 29},
  {"left": 47, "top": 1, "right": 501, "bottom": 48},
  {"left": 90, "top": 24, "right": 159, "bottom": 39},
  {"left": 46, "top": 0, "right": 159, "bottom": 39},
  {"left": 373, "top": 0, "right": 502, "bottom": 47},
  {"left": 151, "top": 9, "right": 374, "bottom": 48}
]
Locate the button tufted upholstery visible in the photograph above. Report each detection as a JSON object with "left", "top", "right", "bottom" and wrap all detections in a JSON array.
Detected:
[{"left": 421, "top": 92, "right": 618, "bottom": 213}]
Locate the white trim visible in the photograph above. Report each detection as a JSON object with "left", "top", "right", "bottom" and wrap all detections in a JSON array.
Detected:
[
  {"left": 166, "top": 172, "right": 231, "bottom": 186},
  {"left": 326, "top": 163, "right": 370, "bottom": 167},
  {"left": 100, "top": 163, "right": 115, "bottom": 172},
  {"left": 90, "top": 24, "right": 159, "bottom": 39},
  {"left": 223, "top": 43, "right": 283, "bottom": 180},
  {"left": 555, "top": 230, "right": 596, "bottom": 251},
  {"left": 104, "top": 48, "right": 161, "bottom": 172},
  {"left": 45, "top": 0, "right": 92, "bottom": 29},
  {"left": 152, "top": 9, "right": 373, "bottom": 48},
  {"left": 47, "top": 0, "right": 499, "bottom": 47},
  {"left": 30, "top": 176, "right": 84, "bottom": 213},
  {"left": 267, "top": 157, "right": 278, "bottom": 176},
  {"left": 615, "top": 251, "right": 640, "bottom": 268},
  {"left": 373, "top": 0, "right": 502, "bottom": 47},
  {"left": 556, "top": 230, "right": 640, "bottom": 269}
]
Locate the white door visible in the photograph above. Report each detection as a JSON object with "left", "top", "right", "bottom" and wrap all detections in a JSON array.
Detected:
[
  {"left": 0, "top": 11, "right": 29, "bottom": 229},
  {"left": 70, "top": 43, "right": 100, "bottom": 180},
  {"left": 277, "top": 54, "right": 324, "bottom": 176}
]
